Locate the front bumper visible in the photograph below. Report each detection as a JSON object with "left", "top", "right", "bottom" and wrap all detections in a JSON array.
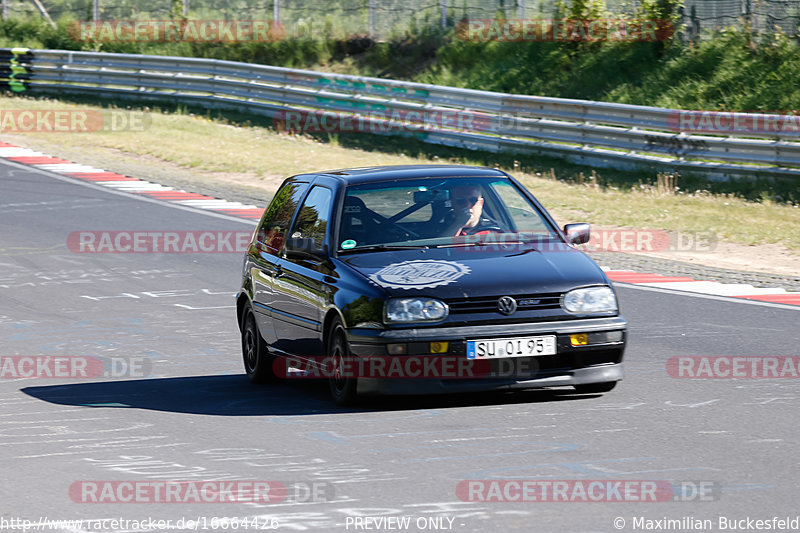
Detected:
[{"left": 347, "top": 316, "right": 627, "bottom": 395}]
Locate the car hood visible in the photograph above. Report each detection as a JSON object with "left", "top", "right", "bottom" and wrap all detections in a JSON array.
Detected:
[{"left": 339, "top": 244, "right": 609, "bottom": 298}]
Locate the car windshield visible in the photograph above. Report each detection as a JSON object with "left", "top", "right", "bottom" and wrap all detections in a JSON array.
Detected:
[{"left": 337, "top": 177, "right": 560, "bottom": 251}]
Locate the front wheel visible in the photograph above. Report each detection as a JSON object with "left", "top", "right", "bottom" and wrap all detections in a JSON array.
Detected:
[
  {"left": 573, "top": 381, "right": 617, "bottom": 394},
  {"left": 241, "top": 306, "right": 275, "bottom": 384},
  {"left": 327, "top": 319, "right": 358, "bottom": 406}
]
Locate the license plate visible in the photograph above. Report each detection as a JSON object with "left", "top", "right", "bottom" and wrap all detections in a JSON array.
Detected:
[{"left": 467, "top": 335, "right": 557, "bottom": 359}]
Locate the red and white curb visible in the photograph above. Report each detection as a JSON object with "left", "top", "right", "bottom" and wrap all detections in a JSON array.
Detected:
[
  {"left": 0, "top": 142, "right": 265, "bottom": 220},
  {"left": 604, "top": 270, "right": 800, "bottom": 306},
  {"left": 1, "top": 140, "right": 798, "bottom": 307}
]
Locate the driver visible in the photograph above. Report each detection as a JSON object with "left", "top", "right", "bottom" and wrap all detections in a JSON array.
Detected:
[{"left": 444, "top": 184, "right": 503, "bottom": 237}]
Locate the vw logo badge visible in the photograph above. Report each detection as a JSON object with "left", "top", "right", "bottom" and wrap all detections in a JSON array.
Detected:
[{"left": 497, "top": 296, "right": 517, "bottom": 315}]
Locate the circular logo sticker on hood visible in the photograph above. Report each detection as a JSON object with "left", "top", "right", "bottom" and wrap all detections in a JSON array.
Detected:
[{"left": 369, "top": 260, "right": 471, "bottom": 290}]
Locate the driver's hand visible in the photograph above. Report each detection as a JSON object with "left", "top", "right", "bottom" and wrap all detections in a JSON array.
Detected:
[
  {"left": 443, "top": 207, "right": 472, "bottom": 236},
  {"left": 451, "top": 207, "right": 472, "bottom": 228}
]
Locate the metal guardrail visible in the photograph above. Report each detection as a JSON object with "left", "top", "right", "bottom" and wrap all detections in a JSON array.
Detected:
[{"left": 2, "top": 47, "right": 800, "bottom": 178}]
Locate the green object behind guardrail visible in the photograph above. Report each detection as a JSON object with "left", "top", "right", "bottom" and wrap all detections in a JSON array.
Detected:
[{"left": 0, "top": 48, "right": 31, "bottom": 92}]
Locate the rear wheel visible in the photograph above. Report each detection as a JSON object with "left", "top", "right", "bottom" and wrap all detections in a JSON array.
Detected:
[
  {"left": 327, "top": 319, "right": 358, "bottom": 406},
  {"left": 241, "top": 305, "right": 275, "bottom": 384},
  {"left": 573, "top": 381, "right": 617, "bottom": 394}
]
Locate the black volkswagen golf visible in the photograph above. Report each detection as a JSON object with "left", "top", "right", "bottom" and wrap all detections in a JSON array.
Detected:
[{"left": 237, "top": 165, "right": 626, "bottom": 405}]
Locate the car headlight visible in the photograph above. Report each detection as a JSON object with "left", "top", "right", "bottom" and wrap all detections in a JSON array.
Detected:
[
  {"left": 385, "top": 298, "right": 449, "bottom": 323},
  {"left": 563, "top": 286, "right": 617, "bottom": 314}
]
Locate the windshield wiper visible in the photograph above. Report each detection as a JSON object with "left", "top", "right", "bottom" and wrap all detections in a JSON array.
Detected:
[
  {"left": 435, "top": 239, "right": 549, "bottom": 254},
  {"left": 436, "top": 238, "right": 544, "bottom": 248},
  {"left": 339, "top": 244, "right": 431, "bottom": 254},
  {"left": 433, "top": 241, "right": 489, "bottom": 248}
]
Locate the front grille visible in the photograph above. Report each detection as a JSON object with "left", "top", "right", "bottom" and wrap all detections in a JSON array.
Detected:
[{"left": 445, "top": 293, "right": 562, "bottom": 314}]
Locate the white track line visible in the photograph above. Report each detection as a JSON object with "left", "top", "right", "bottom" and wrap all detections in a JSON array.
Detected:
[
  {"left": 0, "top": 156, "right": 257, "bottom": 226},
  {"left": 615, "top": 282, "right": 800, "bottom": 311}
]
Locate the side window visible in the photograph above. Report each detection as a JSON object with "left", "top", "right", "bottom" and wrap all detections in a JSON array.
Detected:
[
  {"left": 490, "top": 181, "right": 551, "bottom": 234},
  {"left": 290, "top": 186, "right": 333, "bottom": 250},
  {"left": 256, "top": 181, "right": 309, "bottom": 255}
]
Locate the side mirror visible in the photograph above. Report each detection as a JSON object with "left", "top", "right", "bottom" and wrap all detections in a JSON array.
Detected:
[
  {"left": 563, "top": 223, "right": 590, "bottom": 245},
  {"left": 285, "top": 237, "right": 327, "bottom": 261}
]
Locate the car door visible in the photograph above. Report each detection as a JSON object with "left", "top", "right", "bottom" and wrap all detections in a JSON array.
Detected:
[
  {"left": 271, "top": 184, "right": 334, "bottom": 358},
  {"left": 249, "top": 179, "right": 309, "bottom": 344}
]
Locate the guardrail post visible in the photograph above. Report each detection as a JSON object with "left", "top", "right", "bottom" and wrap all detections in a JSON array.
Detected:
[{"left": 580, "top": 104, "right": 588, "bottom": 161}]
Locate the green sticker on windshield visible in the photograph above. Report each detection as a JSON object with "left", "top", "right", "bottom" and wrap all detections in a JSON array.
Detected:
[{"left": 341, "top": 239, "right": 357, "bottom": 249}]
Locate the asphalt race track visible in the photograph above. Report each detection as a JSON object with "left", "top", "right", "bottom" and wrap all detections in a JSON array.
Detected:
[{"left": 1, "top": 158, "right": 798, "bottom": 533}]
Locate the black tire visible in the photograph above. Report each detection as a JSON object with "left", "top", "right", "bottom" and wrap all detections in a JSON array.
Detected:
[
  {"left": 241, "top": 305, "right": 275, "bottom": 384},
  {"left": 327, "top": 319, "right": 358, "bottom": 406},
  {"left": 573, "top": 381, "right": 617, "bottom": 394}
]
